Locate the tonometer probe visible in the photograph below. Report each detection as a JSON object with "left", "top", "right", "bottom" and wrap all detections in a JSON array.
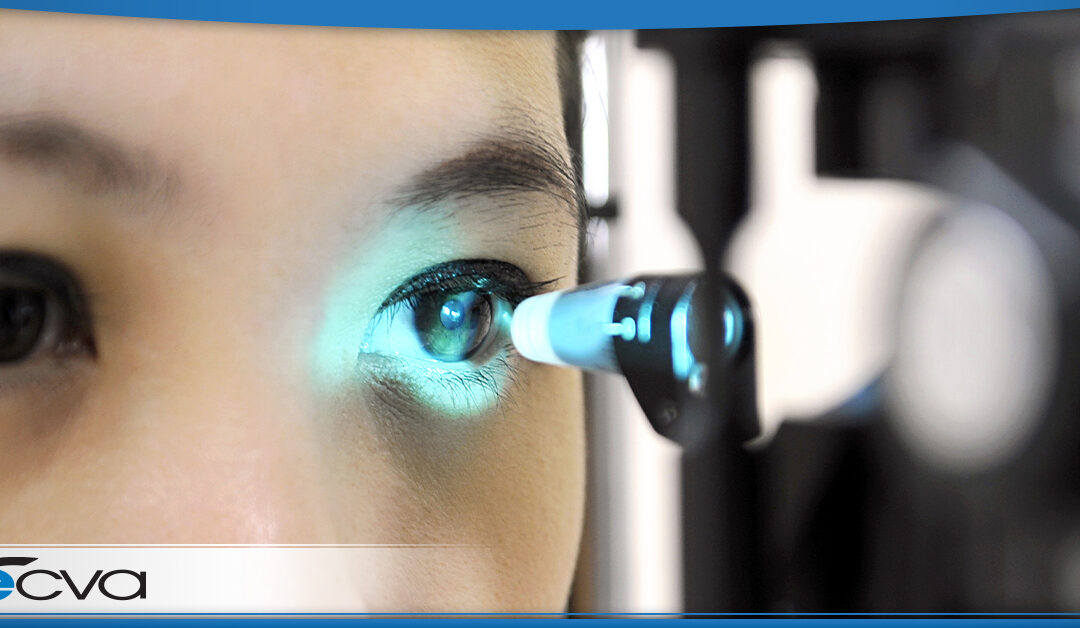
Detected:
[{"left": 510, "top": 274, "right": 757, "bottom": 441}]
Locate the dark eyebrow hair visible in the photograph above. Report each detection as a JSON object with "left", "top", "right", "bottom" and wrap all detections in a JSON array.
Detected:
[
  {"left": 0, "top": 114, "right": 583, "bottom": 232},
  {"left": 393, "top": 126, "right": 584, "bottom": 229},
  {"left": 0, "top": 114, "right": 173, "bottom": 197}
]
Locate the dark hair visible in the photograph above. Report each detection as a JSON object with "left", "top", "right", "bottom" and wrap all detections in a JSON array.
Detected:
[
  {"left": 556, "top": 31, "right": 584, "bottom": 167},
  {"left": 555, "top": 30, "right": 588, "bottom": 262}
]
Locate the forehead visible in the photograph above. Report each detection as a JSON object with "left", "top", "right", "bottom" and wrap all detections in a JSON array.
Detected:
[
  {"left": 0, "top": 12, "right": 560, "bottom": 116},
  {"left": 0, "top": 13, "right": 564, "bottom": 205}
]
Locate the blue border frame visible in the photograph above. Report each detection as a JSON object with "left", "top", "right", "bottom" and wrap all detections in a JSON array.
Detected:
[
  {"left": 2, "top": 614, "right": 1080, "bottom": 616},
  {"left": 0, "top": 0, "right": 1078, "bottom": 621},
  {"left": 1, "top": 0, "right": 1080, "bottom": 29},
  {"left": 1, "top": 617, "right": 1080, "bottom": 625}
]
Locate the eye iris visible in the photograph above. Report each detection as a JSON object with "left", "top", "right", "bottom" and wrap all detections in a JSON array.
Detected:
[
  {"left": 415, "top": 291, "right": 493, "bottom": 361},
  {"left": 0, "top": 288, "right": 46, "bottom": 363}
]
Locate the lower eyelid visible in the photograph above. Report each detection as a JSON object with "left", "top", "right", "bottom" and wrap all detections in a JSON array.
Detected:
[
  {"left": 358, "top": 346, "right": 522, "bottom": 419},
  {"left": 0, "top": 357, "right": 93, "bottom": 397}
]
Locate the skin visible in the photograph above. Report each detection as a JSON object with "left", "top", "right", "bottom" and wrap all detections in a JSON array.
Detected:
[{"left": 0, "top": 12, "right": 584, "bottom": 611}]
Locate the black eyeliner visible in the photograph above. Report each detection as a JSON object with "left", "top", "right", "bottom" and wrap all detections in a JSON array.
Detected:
[{"left": 379, "top": 259, "right": 557, "bottom": 309}]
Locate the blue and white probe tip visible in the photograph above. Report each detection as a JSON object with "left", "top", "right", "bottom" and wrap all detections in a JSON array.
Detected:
[
  {"left": 510, "top": 275, "right": 740, "bottom": 386},
  {"left": 510, "top": 281, "right": 627, "bottom": 373}
]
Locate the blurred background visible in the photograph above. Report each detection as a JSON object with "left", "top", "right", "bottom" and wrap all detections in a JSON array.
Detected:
[{"left": 570, "top": 12, "right": 1080, "bottom": 612}]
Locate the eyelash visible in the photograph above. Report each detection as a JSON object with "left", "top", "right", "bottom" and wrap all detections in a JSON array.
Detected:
[
  {"left": 373, "top": 262, "right": 553, "bottom": 346},
  {"left": 378, "top": 260, "right": 554, "bottom": 314},
  {"left": 370, "top": 353, "right": 521, "bottom": 409}
]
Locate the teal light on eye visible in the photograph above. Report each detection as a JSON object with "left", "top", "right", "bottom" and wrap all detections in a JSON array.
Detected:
[
  {"left": 308, "top": 212, "right": 521, "bottom": 419},
  {"left": 365, "top": 296, "right": 515, "bottom": 418},
  {"left": 311, "top": 260, "right": 380, "bottom": 392},
  {"left": 308, "top": 216, "right": 522, "bottom": 420}
]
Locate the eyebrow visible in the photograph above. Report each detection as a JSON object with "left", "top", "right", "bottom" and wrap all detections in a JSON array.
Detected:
[
  {"left": 0, "top": 114, "right": 583, "bottom": 227},
  {"left": 0, "top": 114, "right": 172, "bottom": 197},
  {"left": 392, "top": 125, "right": 583, "bottom": 227}
]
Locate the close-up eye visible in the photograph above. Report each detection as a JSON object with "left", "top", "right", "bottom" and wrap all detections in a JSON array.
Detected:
[
  {"left": 0, "top": 253, "right": 95, "bottom": 368},
  {"left": 408, "top": 289, "right": 497, "bottom": 362},
  {"left": 1, "top": 286, "right": 46, "bottom": 363},
  {"left": 359, "top": 259, "right": 554, "bottom": 415}
]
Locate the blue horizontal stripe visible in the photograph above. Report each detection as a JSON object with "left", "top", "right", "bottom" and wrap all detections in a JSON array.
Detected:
[
  {"left": 1, "top": 618, "right": 1080, "bottom": 624},
  {"left": 0, "top": 613, "right": 1079, "bottom": 615},
  {"left": 0, "top": 0, "right": 1078, "bottom": 29}
]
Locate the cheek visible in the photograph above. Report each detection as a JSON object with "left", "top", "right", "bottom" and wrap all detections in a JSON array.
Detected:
[
  {"left": 313, "top": 362, "right": 585, "bottom": 609},
  {"left": 471, "top": 365, "right": 585, "bottom": 607}
]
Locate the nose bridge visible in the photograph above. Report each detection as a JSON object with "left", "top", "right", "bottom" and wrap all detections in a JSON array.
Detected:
[{"left": 89, "top": 292, "right": 335, "bottom": 544}]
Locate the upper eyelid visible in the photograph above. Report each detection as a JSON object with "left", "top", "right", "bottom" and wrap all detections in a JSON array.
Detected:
[
  {"left": 368, "top": 274, "right": 515, "bottom": 338},
  {"left": 394, "top": 276, "right": 518, "bottom": 307},
  {"left": 377, "top": 259, "right": 556, "bottom": 309}
]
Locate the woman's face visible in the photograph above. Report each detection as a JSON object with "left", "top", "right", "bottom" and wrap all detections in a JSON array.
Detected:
[{"left": 0, "top": 12, "right": 584, "bottom": 610}]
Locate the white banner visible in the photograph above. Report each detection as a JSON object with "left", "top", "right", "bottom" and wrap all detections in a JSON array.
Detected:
[{"left": 0, "top": 545, "right": 488, "bottom": 612}]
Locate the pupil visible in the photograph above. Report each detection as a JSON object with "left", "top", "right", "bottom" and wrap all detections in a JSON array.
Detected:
[
  {"left": 440, "top": 299, "right": 465, "bottom": 330},
  {"left": 415, "top": 291, "right": 493, "bottom": 361},
  {"left": 0, "top": 288, "right": 47, "bottom": 363}
]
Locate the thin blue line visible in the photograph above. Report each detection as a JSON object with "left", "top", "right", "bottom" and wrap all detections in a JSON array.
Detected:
[{"left": 1, "top": 613, "right": 1080, "bottom": 616}]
